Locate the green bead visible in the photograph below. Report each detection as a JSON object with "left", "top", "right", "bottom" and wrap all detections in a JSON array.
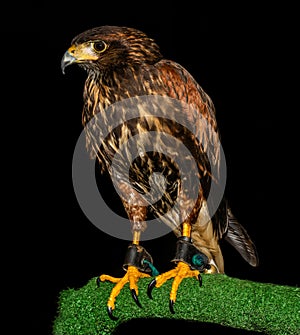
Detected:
[{"left": 192, "top": 254, "right": 204, "bottom": 266}]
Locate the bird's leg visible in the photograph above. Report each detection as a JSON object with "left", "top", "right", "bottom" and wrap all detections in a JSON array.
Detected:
[
  {"left": 98, "top": 236, "right": 156, "bottom": 319},
  {"left": 147, "top": 222, "right": 211, "bottom": 313},
  {"left": 98, "top": 227, "right": 159, "bottom": 319}
]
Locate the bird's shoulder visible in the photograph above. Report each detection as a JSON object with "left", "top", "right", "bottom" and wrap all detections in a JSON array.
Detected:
[
  {"left": 155, "top": 59, "right": 214, "bottom": 108},
  {"left": 153, "top": 58, "right": 218, "bottom": 130}
]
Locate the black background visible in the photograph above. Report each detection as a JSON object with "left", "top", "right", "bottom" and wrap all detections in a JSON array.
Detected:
[{"left": 5, "top": 2, "right": 298, "bottom": 335}]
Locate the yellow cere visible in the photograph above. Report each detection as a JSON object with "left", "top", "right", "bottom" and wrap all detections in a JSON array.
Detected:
[{"left": 68, "top": 43, "right": 99, "bottom": 61}]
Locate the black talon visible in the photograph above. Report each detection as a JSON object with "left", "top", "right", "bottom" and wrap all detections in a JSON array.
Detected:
[
  {"left": 147, "top": 278, "right": 156, "bottom": 299},
  {"left": 107, "top": 306, "right": 118, "bottom": 320},
  {"left": 197, "top": 273, "right": 202, "bottom": 287},
  {"left": 96, "top": 277, "right": 101, "bottom": 287},
  {"left": 169, "top": 299, "right": 175, "bottom": 314},
  {"left": 131, "top": 289, "right": 142, "bottom": 308}
]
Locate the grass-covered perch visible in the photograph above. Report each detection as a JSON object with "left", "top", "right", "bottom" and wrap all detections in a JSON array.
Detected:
[{"left": 53, "top": 274, "right": 300, "bottom": 335}]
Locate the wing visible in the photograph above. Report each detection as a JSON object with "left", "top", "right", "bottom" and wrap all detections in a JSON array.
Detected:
[{"left": 154, "top": 59, "right": 228, "bottom": 235}]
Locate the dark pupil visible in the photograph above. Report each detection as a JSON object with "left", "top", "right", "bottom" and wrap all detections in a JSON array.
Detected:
[{"left": 94, "top": 41, "right": 105, "bottom": 52}]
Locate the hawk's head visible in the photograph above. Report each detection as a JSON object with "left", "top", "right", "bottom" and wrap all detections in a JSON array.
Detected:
[{"left": 61, "top": 25, "right": 163, "bottom": 74}]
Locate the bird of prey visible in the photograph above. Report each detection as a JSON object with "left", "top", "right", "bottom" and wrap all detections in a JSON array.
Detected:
[{"left": 61, "top": 25, "right": 258, "bottom": 319}]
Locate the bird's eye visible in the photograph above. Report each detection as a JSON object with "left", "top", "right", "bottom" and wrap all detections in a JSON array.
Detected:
[{"left": 92, "top": 41, "right": 107, "bottom": 53}]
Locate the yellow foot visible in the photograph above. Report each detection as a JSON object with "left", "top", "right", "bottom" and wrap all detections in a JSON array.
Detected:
[
  {"left": 97, "top": 265, "right": 150, "bottom": 320},
  {"left": 147, "top": 261, "right": 201, "bottom": 314}
]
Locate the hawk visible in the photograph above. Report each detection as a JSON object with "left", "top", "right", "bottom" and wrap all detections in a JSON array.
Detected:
[{"left": 61, "top": 25, "right": 258, "bottom": 319}]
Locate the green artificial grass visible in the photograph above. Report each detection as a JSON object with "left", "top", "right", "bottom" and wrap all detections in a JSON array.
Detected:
[{"left": 53, "top": 274, "right": 300, "bottom": 335}]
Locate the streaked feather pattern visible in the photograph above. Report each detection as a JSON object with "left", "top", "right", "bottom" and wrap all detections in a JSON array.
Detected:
[{"left": 64, "top": 25, "right": 259, "bottom": 272}]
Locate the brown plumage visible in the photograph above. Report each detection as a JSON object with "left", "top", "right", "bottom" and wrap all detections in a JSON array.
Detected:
[{"left": 62, "top": 25, "right": 258, "bottom": 317}]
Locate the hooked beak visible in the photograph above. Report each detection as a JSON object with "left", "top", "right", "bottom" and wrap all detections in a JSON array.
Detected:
[{"left": 61, "top": 50, "right": 76, "bottom": 74}]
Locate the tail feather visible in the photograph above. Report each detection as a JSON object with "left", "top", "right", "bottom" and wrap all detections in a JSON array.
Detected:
[{"left": 224, "top": 208, "right": 259, "bottom": 267}]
